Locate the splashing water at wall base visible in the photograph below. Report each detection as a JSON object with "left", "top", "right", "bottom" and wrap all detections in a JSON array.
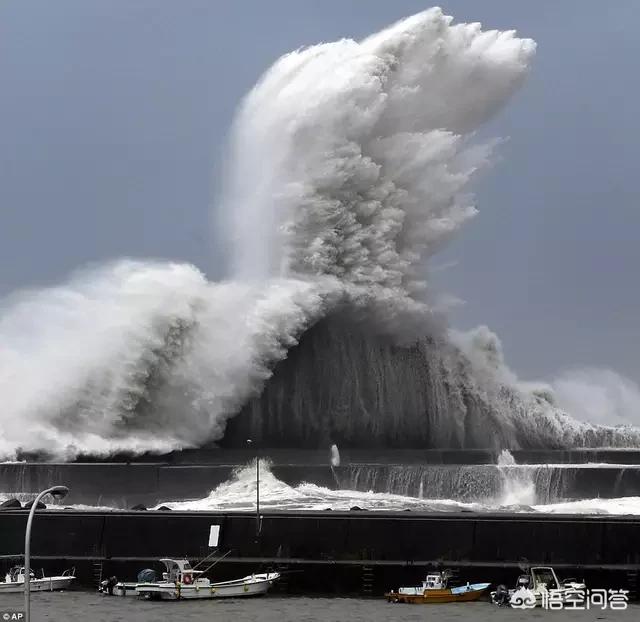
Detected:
[
  {"left": 156, "top": 461, "right": 640, "bottom": 515},
  {"left": 497, "top": 449, "right": 536, "bottom": 505}
]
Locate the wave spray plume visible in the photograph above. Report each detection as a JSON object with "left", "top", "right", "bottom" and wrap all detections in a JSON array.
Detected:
[{"left": 1, "top": 8, "right": 637, "bottom": 458}]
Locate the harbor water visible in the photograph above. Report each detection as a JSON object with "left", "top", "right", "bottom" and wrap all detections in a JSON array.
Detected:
[{"left": 0, "top": 593, "right": 639, "bottom": 622}]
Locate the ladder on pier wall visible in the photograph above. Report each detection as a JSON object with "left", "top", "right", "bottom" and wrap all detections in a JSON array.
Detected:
[
  {"left": 361, "top": 565, "right": 374, "bottom": 595},
  {"left": 626, "top": 570, "right": 638, "bottom": 601},
  {"left": 275, "top": 564, "right": 290, "bottom": 593},
  {"left": 92, "top": 561, "right": 103, "bottom": 587}
]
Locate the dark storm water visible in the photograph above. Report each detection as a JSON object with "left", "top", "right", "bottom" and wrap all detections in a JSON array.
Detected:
[{"left": 1, "top": 592, "right": 638, "bottom": 622}]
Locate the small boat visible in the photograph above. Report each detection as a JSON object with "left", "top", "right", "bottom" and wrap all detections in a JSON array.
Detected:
[
  {"left": 102, "top": 558, "right": 280, "bottom": 600},
  {"left": 385, "top": 571, "right": 490, "bottom": 604},
  {"left": 0, "top": 566, "right": 75, "bottom": 593},
  {"left": 491, "top": 566, "right": 586, "bottom": 607}
]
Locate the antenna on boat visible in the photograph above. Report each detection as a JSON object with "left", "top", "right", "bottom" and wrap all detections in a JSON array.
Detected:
[
  {"left": 192, "top": 548, "right": 221, "bottom": 571},
  {"left": 199, "top": 549, "right": 234, "bottom": 576}
]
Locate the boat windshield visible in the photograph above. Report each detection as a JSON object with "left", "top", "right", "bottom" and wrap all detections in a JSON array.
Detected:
[
  {"left": 10, "top": 568, "right": 32, "bottom": 582},
  {"left": 532, "top": 568, "right": 559, "bottom": 590},
  {"left": 424, "top": 574, "right": 445, "bottom": 588}
]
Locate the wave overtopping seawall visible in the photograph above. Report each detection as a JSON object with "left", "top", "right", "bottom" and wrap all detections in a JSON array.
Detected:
[{"left": 1, "top": 8, "right": 638, "bottom": 459}]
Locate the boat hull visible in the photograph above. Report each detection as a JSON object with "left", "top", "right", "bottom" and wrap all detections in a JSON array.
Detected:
[
  {"left": 131, "top": 573, "right": 279, "bottom": 600},
  {"left": 386, "top": 584, "right": 489, "bottom": 604},
  {"left": 101, "top": 582, "right": 139, "bottom": 597},
  {"left": 0, "top": 577, "right": 74, "bottom": 594}
]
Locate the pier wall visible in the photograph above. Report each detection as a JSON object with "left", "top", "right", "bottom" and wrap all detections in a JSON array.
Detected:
[
  {"left": 0, "top": 510, "right": 639, "bottom": 596},
  {"left": 2, "top": 509, "right": 640, "bottom": 565}
]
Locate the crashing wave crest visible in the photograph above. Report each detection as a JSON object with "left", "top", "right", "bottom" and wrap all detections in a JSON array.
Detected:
[{"left": 0, "top": 8, "right": 638, "bottom": 458}]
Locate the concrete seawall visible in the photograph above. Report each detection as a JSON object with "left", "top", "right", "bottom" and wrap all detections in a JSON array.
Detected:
[
  {"left": 67, "top": 448, "right": 640, "bottom": 465},
  {"left": 2, "top": 460, "right": 640, "bottom": 507},
  {"left": 0, "top": 463, "right": 339, "bottom": 507}
]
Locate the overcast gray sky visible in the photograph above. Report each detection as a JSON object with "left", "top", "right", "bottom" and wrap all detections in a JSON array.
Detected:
[{"left": 1, "top": 1, "right": 638, "bottom": 383}]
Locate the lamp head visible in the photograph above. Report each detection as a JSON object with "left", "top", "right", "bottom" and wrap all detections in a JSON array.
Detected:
[{"left": 50, "top": 486, "right": 69, "bottom": 500}]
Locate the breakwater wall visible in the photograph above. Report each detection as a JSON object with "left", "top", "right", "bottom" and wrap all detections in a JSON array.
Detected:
[
  {"left": 0, "top": 463, "right": 336, "bottom": 507},
  {"left": 0, "top": 510, "right": 639, "bottom": 597},
  {"left": 2, "top": 460, "right": 640, "bottom": 507},
  {"left": 70, "top": 448, "right": 640, "bottom": 465}
]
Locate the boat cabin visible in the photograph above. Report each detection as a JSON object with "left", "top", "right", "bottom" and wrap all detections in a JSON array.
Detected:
[
  {"left": 423, "top": 573, "right": 447, "bottom": 590},
  {"left": 398, "top": 571, "right": 450, "bottom": 595},
  {"left": 530, "top": 567, "right": 561, "bottom": 591},
  {"left": 159, "top": 559, "right": 202, "bottom": 584}
]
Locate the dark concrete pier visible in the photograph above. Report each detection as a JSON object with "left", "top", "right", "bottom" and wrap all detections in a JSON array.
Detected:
[{"left": 0, "top": 509, "right": 639, "bottom": 597}]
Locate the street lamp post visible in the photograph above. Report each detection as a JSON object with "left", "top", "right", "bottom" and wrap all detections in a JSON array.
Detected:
[
  {"left": 24, "top": 485, "right": 69, "bottom": 622},
  {"left": 246, "top": 439, "right": 260, "bottom": 539}
]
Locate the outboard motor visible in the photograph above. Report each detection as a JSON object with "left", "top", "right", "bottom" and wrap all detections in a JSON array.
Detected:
[
  {"left": 493, "top": 584, "right": 511, "bottom": 606},
  {"left": 99, "top": 576, "right": 118, "bottom": 595}
]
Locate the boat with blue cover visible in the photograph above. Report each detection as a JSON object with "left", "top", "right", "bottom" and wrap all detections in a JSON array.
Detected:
[{"left": 385, "top": 570, "right": 490, "bottom": 604}]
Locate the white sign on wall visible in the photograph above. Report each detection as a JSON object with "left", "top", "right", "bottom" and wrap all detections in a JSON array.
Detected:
[{"left": 208, "top": 524, "right": 221, "bottom": 547}]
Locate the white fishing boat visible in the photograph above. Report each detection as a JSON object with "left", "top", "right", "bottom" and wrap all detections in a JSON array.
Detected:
[
  {"left": 0, "top": 566, "right": 75, "bottom": 593},
  {"left": 491, "top": 566, "right": 586, "bottom": 607},
  {"left": 103, "top": 558, "right": 280, "bottom": 600}
]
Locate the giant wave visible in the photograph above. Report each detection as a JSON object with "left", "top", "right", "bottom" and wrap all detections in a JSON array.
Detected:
[{"left": 1, "top": 8, "right": 638, "bottom": 459}]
